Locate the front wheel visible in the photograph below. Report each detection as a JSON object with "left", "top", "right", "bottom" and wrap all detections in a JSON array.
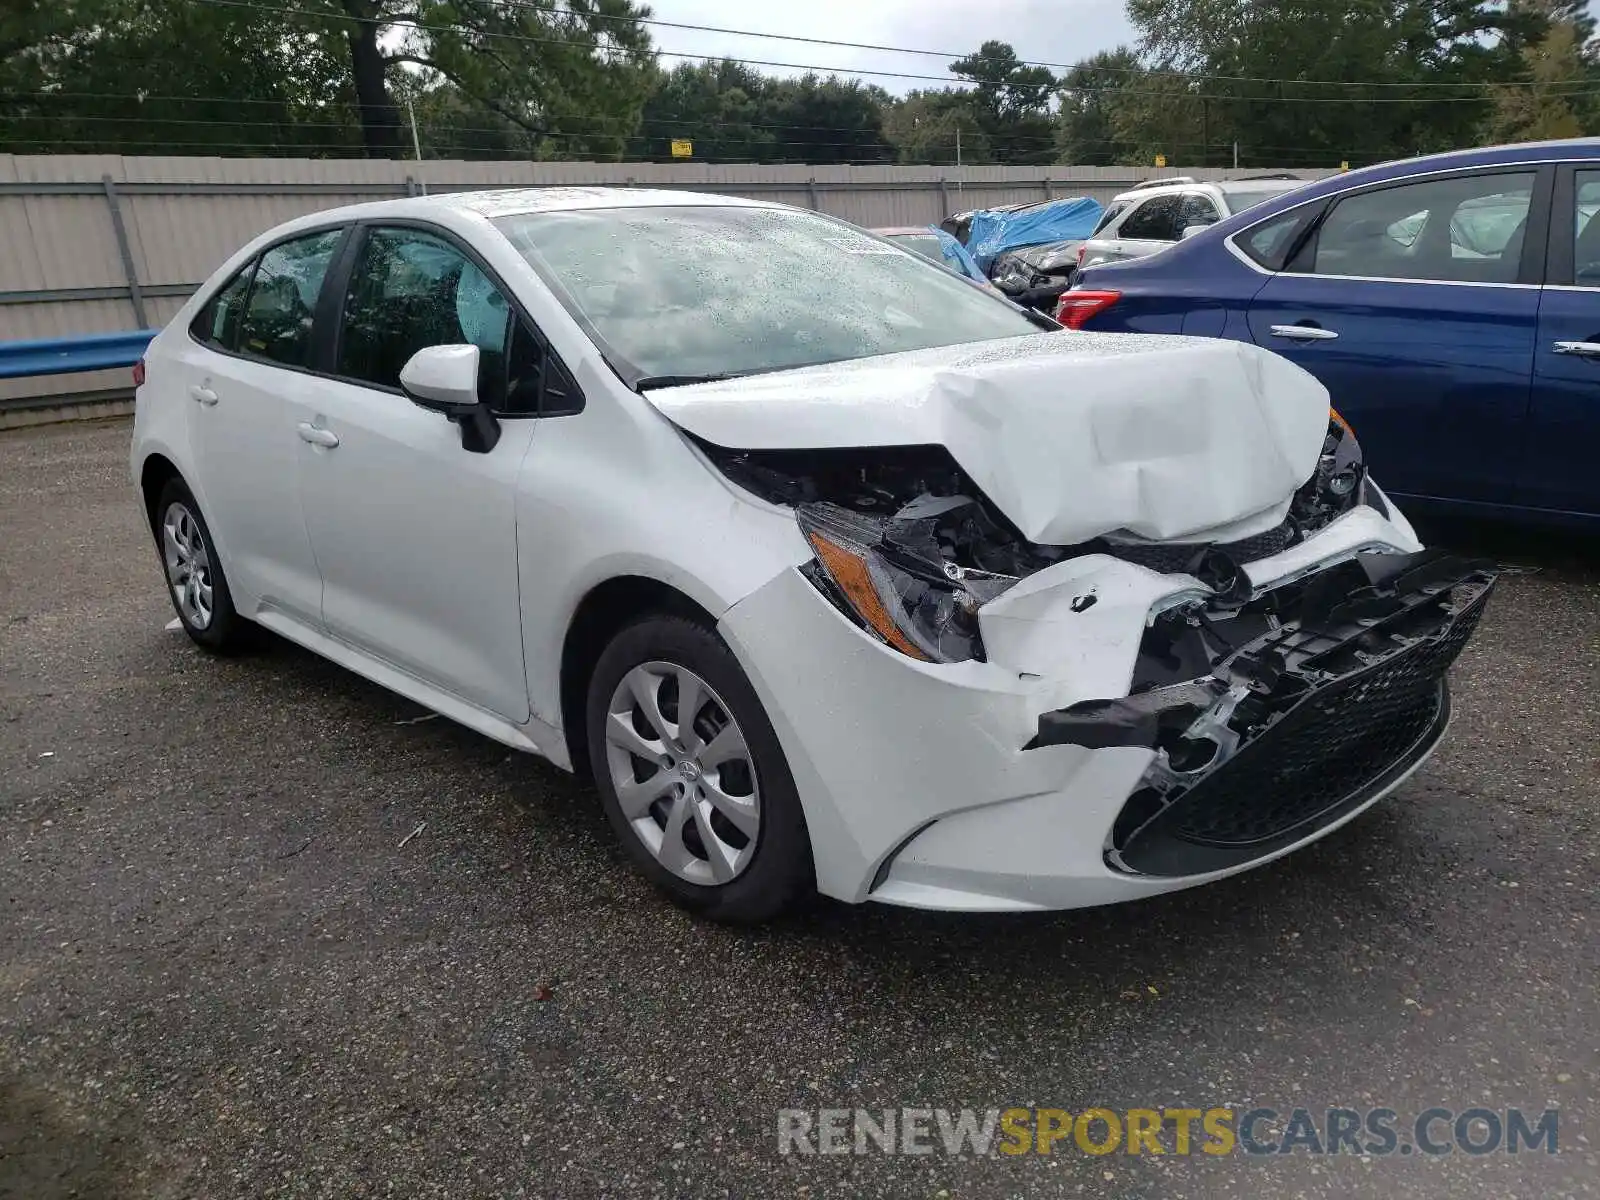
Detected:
[
  {"left": 153, "top": 479, "right": 251, "bottom": 653},
  {"left": 585, "top": 615, "right": 814, "bottom": 923}
]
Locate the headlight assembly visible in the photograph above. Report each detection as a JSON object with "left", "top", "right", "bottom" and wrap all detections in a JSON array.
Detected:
[
  {"left": 795, "top": 502, "right": 1015, "bottom": 663},
  {"left": 1293, "top": 407, "right": 1381, "bottom": 528}
]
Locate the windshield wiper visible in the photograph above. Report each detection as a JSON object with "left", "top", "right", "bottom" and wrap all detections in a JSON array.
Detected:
[{"left": 634, "top": 373, "right": 734, "bottom": 391}]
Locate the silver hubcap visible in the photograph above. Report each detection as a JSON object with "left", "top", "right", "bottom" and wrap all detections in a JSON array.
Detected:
[
  {"left": 604, "top": 662, "right": 760, "bottom": 886},
  {"left": 161, "top": 502, "right": 214, "bottom": 630}
]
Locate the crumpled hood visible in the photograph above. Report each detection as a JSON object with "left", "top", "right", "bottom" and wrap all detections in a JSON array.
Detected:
[{"left": 646, "top": 331, "right": 1332, "bottom": 545}]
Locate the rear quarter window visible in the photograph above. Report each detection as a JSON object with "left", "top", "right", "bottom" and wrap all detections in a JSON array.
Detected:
[{"left": 1237, "top": 208, "right": 1313, "bottom": 270}]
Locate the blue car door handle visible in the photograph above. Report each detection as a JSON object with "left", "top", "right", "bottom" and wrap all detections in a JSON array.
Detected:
[
  {"left": 1270, "top": 324, "right": 1340, "bottom": 342},
  {"left": 1552, "top": 340, "right": 1600, "bottom": 358}
]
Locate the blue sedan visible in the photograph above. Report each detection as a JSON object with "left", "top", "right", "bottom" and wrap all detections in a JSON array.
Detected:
[{"left": 1068, "top": 140, "right": 1600, "bottom": 527}]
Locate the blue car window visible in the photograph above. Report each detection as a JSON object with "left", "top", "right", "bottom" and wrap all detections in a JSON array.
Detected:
[
  {"left": 1239, "top": 210, "right": 1306, "bottom": 270},
  {"left": 1311, "top": 172, "right": 1535, "bottom": 284},
  {"left": 1572, "top": 173, "right": 1600, "bottom": 282}
]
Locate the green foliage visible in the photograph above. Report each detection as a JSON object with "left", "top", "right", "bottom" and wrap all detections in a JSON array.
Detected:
[
  {"left": 2, "top": 2, "right": 1597, "bottom": 166},
  {"left": 1111, "top": 0, "right": 1597, "bottom": 167},
  {"left": 298, "top": 0, "right": 657, "bottom": 156},
  {"left": 881, "top": 90, "right": 991, "bottom": 164},
  {"left": 0, "top": 0, "right": 656, "bottom": 158},
  {"left": 1486, "top": 1, "right": 1598, "bottom": 142},
  {"left": 948, "top": 41, "right": 1058, "bottom": 164},
  {"left": 638, "top": 62, "right": 892, "bottom": 163},
  {"left": 0, "top": 0, "right": 356, "bottom": 154},
  {"left": 1056, "top": 48, "right": 1146, "bottom": 164}
]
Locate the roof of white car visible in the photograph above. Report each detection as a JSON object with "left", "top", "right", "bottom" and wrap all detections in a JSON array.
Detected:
[
  {"left": 1110, "top": 177, "right": 1304, "bottom": 203},
  {"left": 303, "top": 185, "right": 771, "bottom": 229}
]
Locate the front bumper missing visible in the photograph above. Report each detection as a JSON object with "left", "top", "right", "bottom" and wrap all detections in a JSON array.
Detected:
[{"left": 1027, "top": 551, "right": 1498, "bottom": 878}]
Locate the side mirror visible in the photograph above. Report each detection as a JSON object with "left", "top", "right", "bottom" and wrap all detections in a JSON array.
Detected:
[
  {"left": 399, "top": 344, "right": 500, "bottom": 454},
  {"left": 1180, "top": 223, "right": 1209, "bottom": 241}
]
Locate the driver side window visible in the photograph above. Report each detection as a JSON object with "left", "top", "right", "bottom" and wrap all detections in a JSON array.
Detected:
[
  {"left": 331, "top": 225, "right": 582, "bottom": 419},
  {"left": 333, "top": 225, "right": 580, "bottom": 415},
  {"left": 336, "top": 227, "right": 513, "bottom": 401}
]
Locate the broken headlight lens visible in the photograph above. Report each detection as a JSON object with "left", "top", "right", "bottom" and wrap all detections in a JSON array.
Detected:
[
  {"left": 1293, "top": 408, "right": 1378, "bottom": 527},
  {"left": 796, "top": 502, "right": 1016, "bottom": 663}
]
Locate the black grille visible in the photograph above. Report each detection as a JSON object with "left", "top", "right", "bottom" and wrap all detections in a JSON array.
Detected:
[
  {"left": 1109, "top": 520, "right": 1296, "bottom": 575},
  {"left": 1115, "top": 591, "right": 1486, "bottom": 877}
]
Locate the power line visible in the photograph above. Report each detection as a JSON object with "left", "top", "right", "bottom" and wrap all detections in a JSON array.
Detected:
[
  {"left": 0, "top": 89, "right": 904, "bottom": 138},
  {"left": 0, "top": 98, "right": 1418, "bottom": 159},
  {"left": 543, "top": 0, "right": 1583, "bottom": 93},
  {"left": 180, "top": 0, "right": 1588, "bottom": 105}
]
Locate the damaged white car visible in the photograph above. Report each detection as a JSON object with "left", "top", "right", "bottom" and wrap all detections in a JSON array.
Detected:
[{"left": 131, "top": 188, "right": 1497, "bottom": 922}]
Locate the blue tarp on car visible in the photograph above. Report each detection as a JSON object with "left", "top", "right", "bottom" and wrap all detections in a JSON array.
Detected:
[
  {"left": 931, "top": 227, "right": 987, "bottom": 282},
  {"left": 966, "top": 196, "right": 1104, "bottom": 271}
]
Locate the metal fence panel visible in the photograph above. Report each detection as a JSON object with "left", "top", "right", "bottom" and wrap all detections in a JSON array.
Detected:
[{"left": 0, "top": 154, "right": 1335, "bottom": 410}]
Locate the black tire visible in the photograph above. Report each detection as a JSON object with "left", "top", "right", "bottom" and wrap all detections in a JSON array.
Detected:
[
  {"left": 152, "top": 478, "right": 252, "bottom": 654},
  {"left": 586, "top": 615, "right": 814, "bottom": 923}
]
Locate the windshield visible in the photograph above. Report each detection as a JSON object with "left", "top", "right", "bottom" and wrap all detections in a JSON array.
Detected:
[{"left": 495, "top": 205, "right": 1038, "bottom": 385}]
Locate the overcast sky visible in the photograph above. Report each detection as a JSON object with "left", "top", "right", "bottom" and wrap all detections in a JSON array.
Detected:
[{"left": 646, "top": 0, "right": 1138, "bottom": 92}]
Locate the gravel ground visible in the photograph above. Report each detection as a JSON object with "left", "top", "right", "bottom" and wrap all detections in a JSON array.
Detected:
[{"left": 1, "top": 419, "right": 1596, "bottom": 1199}]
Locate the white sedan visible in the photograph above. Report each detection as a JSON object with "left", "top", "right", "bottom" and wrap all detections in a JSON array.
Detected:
[{"left": 131, "top": 187, "right": 1497, "bottom": 922}]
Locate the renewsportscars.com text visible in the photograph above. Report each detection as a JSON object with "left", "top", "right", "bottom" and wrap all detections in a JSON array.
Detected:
[{"left": 777, "top": 1106, "right": 1559, "bottom": 1158}]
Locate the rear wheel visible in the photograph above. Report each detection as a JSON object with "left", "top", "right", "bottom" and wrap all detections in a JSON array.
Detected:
[
  {"left": 586, "top": 615, "right": 813, "bottom": 923},
  {"left": 154, "top": 479, "right": 251, "bottom": 653}
]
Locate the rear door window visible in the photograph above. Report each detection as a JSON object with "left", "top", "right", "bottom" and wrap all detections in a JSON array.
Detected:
[
  {"left": 1177, "top": 193, "right": 1222, "bottom": 232},
  {"left": 1571, "top": 170, "right": 1600, "bottom": 283},
  {"left": 1309, "top": 172, "right": 1535, "bottom": 284},
  {"left": 237, "top": 229, "right": 345, "bottom": 369},
  {"left": 1117, "top": 195, "right": 1181, "bottom": 242}
]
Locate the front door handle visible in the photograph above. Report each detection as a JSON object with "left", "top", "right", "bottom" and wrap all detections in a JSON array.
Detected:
[
  {"left": 1270, "top": 324, "right": 1340, "bottom": 342},
  {"left": 1553, "top": 340, "right": 1600, "bottom": 358},
  {"left": 296, "top": 422, "right": 340, "bottom": 449},
  {"left": 188, "top": 384, "right": 219, "bottom": 406}
]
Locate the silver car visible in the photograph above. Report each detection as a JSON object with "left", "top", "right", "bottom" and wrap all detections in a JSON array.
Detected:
[{"left": 1078, "top": 176, "right": 1308, "bottom": 272}]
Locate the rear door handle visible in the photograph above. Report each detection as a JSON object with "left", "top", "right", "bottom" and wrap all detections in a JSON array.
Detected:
[
  {"left": 296, "top": 422, "right": 340, "bottom": 449},
  {"left": 1552, "top": 340, "right": 1600, "bottom": 358},
  {"left": 188, "top": 384, "right": 219, "bottom": 406},
  {"left": 1270, "top": 324, "right": 1339, "bottom": 342}
]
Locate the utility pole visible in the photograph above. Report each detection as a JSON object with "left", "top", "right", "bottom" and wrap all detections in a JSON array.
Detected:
[
  {"left": 406, "top": 95, "right": 427, "bottom": 194},
  {"left": 955, "top": 120, "right": 963, "bottom": 195},
  {"left": 1233, "top": 140, "right": 1239, "bottom": 170}
]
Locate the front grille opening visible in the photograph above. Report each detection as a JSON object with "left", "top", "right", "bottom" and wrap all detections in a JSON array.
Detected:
[{"left": 1109, "top": 584, "right": 1488, "bottom": 878}]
